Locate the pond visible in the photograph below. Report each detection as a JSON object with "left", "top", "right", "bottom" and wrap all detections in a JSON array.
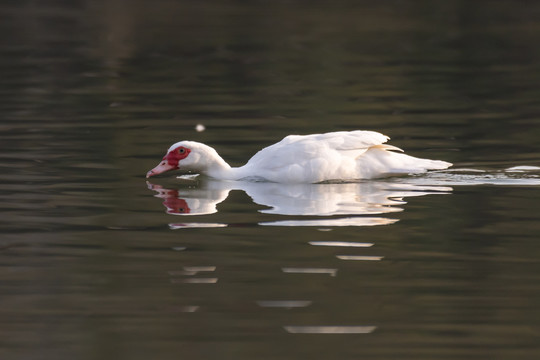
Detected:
[{"left": 2, "top": 1, "right": 540, "bottom": 359}]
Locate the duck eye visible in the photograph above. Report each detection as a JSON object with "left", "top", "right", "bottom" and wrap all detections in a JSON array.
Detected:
[{"left": 178, "top": 148, "right": 185, "bottom": 154}]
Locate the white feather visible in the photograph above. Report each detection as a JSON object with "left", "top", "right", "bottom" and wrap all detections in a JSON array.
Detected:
[{"left": 151, "top": 131, "right": 452, "bottom": 183}]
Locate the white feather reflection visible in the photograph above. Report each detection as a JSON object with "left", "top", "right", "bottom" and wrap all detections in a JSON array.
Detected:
[
  {"left": 169, "top": 222, "right": 227, "bottom": 229},
  {"left": 261, "top": 217, "right": 398, "bottom": 227},
  {"left": 183, "top": 266, "right": 216, "bottom": 273},
  {"left": 336, "top": 255, "right": 384, "bottom": 261},
  {"left": 168, "top": 265, "right": 218, "bottom": 284},
  {"left": 243, "top": 181, "right": 451, "bottom": 216},
  {"left": 173, "top": 278, "right": 218, "bottom": 284},
  {"left": 309, "top": 241, "right": 373, "bottom": 247},
  {"left": 282, "top": 268, "right": 338, "bottom": 277},
  {"left": 147, "top": 178, "right": 451, "bottom": 228},
  {"left": 284, "top": 325, "right": 376, "bottom": 334}
]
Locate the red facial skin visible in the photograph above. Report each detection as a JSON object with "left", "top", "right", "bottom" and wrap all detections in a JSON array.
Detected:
[{"left": 146, "top": 146, "right": 191, "bottom": 178}]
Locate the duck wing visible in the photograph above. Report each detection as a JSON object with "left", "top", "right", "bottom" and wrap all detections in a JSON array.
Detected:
[
  {"left": 241, "top": 131, "right": 395, "bottom": 182},
  {"left": 245, "top": 131, "right": 383, "bottom": 168}
]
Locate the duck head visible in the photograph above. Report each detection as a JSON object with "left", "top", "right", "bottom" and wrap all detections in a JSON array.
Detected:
[{"left": 146, "top": 141, "right": 227, "bottom": 178}]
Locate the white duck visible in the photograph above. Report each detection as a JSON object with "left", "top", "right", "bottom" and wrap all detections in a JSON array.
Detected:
[{"left": 146, "top": 130, "right": 452, "bottom": 183}]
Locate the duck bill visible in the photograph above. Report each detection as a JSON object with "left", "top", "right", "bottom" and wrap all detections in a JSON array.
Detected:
[{"left": 146, "top": 161, "right": 176, "bottom": 178}]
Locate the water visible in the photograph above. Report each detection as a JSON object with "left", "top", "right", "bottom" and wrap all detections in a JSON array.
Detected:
[{"left": 2, "top": 1, "right": 540, "bottom": 359}]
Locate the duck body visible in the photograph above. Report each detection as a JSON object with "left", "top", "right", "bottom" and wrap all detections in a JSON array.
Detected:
[{"left": 146, "top": 130, "right": 452, "bottom": 183}]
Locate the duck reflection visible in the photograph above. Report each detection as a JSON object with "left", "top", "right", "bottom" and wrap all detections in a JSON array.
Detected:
[
  {"left": 147, "top": 177, "right": 452, "bottom": 228},
  {"left": 149, "top": 181, "right": 228, "bottom": 215}
]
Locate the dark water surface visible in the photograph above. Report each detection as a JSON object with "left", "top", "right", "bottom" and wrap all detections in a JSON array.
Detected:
[{"left": 2, "top": 1, "right": 540, "bottom": 359}]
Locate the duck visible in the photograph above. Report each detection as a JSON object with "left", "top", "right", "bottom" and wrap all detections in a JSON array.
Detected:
[{"left": 146, "top": 130, "right": 452, "bottom": 183}]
